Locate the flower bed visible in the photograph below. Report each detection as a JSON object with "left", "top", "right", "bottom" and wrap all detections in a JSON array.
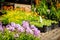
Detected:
[
  {"left": 0, "top": 21, "right": 40, "bottom": 40},
  {"left": 1, "top": 10, "right": 57, "bottom": 27},
  {"left": 0, "top": 9, "right": 58, "bottom": 33}
]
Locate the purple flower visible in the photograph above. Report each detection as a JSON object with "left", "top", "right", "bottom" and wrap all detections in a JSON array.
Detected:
[
  {"left": 30, "top": 25, "right": 38, "bottom": 31},
  {"left": 30, "top": 25, "right": 40, "bottom": 37},
  {"left": 6, "top": 24, "right": 11, "bottom": 28},
  {"left": 10, "top": 22, "right": 16, "bottom": 27},
  {"left": 0, "top": 22, "right": 2, "bottom": 25},
  {"left": 30, "top": 25, "right": 36, "bottom": 29},
  {"left": 15, "top": 24, "right": 21, "bottom": 28},
  {"left": 33, "top": 29, "right": 40, "bottom": 37},
  {"left": 26, "top": 27, "right": 33, "bottom": 34},
  {"left": 22, "top": 21, "right": 30, "bottom": 29},
  {"left": 0, "top": 25, "right": 3, "bottom": 31},
  {"left": 20, "top": 27, "right": 25, "bottom": 32},
  {"left": 7, "top": 27, "right": 15, "bottom": 31},
  {"left": 17, "top": 27, "right": 25, "bottom": 32}
]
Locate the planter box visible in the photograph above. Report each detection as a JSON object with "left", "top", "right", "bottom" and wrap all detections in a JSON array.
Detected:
[{"left": 1, "top": 2, "right": 14, "bottom": 10}]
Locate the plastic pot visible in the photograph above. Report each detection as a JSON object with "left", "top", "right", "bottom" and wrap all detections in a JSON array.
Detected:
[
  {"left": 51, "top": 23, "right": 55, "bottom": 29},
  {"left": 37, "top": 27, "right": 43, "bottom": 32},
  {"left": 43, "top": 25, "right": 50, "bottom": 32},
  {"left": 58, "top": 20, "right": 60, "bottom": 27}
]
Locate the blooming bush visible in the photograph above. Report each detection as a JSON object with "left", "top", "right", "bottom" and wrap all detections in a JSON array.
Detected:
[{"left": 0, "top": 21, "right": 40, "bottom": 40}]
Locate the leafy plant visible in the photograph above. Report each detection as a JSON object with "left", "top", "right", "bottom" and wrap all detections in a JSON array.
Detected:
[
  {"left": 1, "top": 10, "right": 39, "bottom": 25},
  {"left": 30, "top": 19, "right": 57, "bottom": 27},
  {"left": 1, "top": 9, "right": 57, "bottom": 28},
  {"left": 36, "top": 0, "right": 48, "bottom": 16},
  {"left": 0, "top": 21, "right": 40, "bottom": 40},
  {"left": 56, "top": 10, "right": 60, "bottom": 20},
  {"left": 16, "top": 33, "right": 40, "bottom": 40},
  {"left": 46, "top": 6, "right": 57, "bottom": 20},
  {"left": 0, "top": 31, "right": 40, "bottom": 40}
]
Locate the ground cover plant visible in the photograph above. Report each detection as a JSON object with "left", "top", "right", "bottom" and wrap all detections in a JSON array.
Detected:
[
  {"left": 0, "top": 21, "right": 40, "bottom": 40},
  {"left": 1, "top": 9, "right": 57, "bottom": 28}
]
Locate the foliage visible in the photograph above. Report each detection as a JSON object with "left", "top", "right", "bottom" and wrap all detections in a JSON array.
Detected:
[
  {"left": 56, "top": 10, "right": 60, "bottom": 20},
  {"left": 1, "top": 10, "right": 7, "bottom": 14},
  {"left": 35, "top": 0, "right": 48, "bottom": 16},
  {"left": 0, "top": 21, "right": 40, "bottom": 40},
  {"left": 1, "top": 10, "right": 39, "bottom": 25},
  {"left": 34, "top": 0, "right": 60, "bottom": 21},
  {"left": 0, "top": 30, "right": 40, "bottom": 40},
  {"left": 1, "top": 9, "right": 57, "bottom": 27},
  {"left": 16, "top": 33, "right": 40, "bottom": 40},
  {"left": 30, "top": 19, "right": 57, "bottom": 27},
  {"left": 31, "top": 4, "right": 35, "bottom": 12},
  {"left": 46, "top": 6, "right": 57, "bottom": 20}
]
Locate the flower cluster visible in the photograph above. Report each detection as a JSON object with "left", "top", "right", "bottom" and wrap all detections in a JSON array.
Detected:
[{"left": 0, "top": 21, "right": 40, "bottom": 37}]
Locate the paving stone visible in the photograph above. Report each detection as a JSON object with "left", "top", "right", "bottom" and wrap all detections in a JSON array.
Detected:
[{"left": 40, "top": 28, "right": 60, "bottom": 40}]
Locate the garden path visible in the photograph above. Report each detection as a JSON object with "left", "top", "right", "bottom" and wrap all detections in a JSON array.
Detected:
[{"left": 40, "top": 27, "right": 60, "bottom": 40}]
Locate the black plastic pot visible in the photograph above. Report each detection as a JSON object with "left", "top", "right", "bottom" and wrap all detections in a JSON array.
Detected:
[
  {"left": 51, "top": 23, "right": 56, "bottom": 29},
  {"left": 43, "top": 25, "right": 50, "bottom": 32},
  {"left": 36, "top": 25, "right": 52, "bottom": 33},
  {"left": 54, "top": 23, "right": 58, "bottom": 28},
  {"left": 37, "top": 27, "right": 43, "bottom": 33},
  {"left": 43, "top": 25, "right": 53, "bottom": 32},
  {"left": 48, "top": 26, "right": 52, "bottom": 31},
  {"left": 58, "top": 20, "right": 60, "bottom": 27}
]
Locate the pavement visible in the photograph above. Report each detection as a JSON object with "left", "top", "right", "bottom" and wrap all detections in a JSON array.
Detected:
[{"left": 40, "top": 27, "right": 60, "bottom": 40}]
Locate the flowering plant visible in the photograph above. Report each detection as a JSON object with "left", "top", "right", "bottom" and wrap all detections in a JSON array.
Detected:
[{"left": 0, "top": 21, "right": 40, "bottom": 40}]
